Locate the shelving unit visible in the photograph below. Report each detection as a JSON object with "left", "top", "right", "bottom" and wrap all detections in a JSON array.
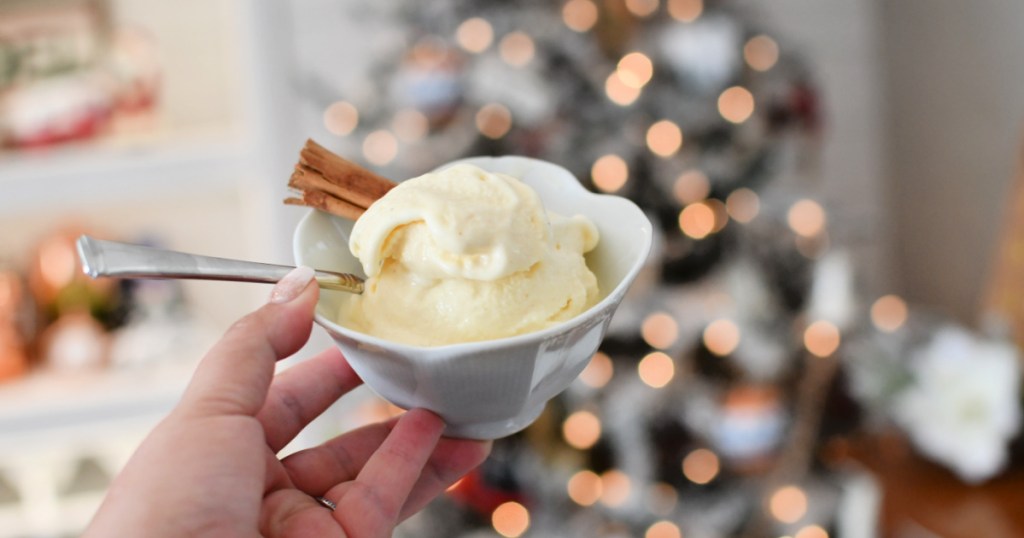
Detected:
[{"left": 0, "top": 1, "right": 304, "bottom": 536}]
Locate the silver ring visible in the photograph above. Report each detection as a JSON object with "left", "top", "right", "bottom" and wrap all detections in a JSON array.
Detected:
[{"left": 315, "top": 496, "right": 337, "bottom": 511}]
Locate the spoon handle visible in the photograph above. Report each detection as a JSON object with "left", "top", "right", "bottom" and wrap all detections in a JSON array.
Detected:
[{"left": 75, "top": 235, "right": 364, "bottom": 294}]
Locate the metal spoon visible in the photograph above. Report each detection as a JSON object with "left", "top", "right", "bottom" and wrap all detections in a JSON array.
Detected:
[{"left": 76, "top": 235, "right": 364, "bottom": 294}]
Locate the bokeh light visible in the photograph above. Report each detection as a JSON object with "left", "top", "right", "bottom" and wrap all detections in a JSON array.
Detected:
[
  {"left": 638, "top": 352, "right": 675, "bottom": 388},
  {"left": 871, "top": 294, "right": 908, "bottom": 332},
  {"left": 646, "top": 120, "right": 683, "bottom": 157},
  {"left": 456, "top": 17, "right": 494, "bottom": 53},
  {"left": 626, "top": 0, "right": 660, "bottom": 18},
  {"left": 500, "top": 31, "right": 535, "bottom": 66},
  {"left": 579, "top": 351, "right": 614, "bottom": 388},
  {"left": 641, "top": 312, "right": 679, "bottom": 349},
  {"left": 667, "top": 0, "right": 703, "bottom": 22},
  {"left": 646, "top": 520, "right": 682, "bottom": 538},
  {"left": 323, "top": 101, "right": 359, "bottom": 136},
  {"left": 718, "top": 86, "right": 755, "bottom": 123},
  {"left": 770, "top": 485, "right": 808, "bottom": 524},
  {"left": 563, "top": 410, "right": 602, "bottom": 449},
  {"left": 788, "top": 199, "right": 827, "bottom": 237},
  {"left": 600, "top": 470, "right": 632, "bottom": 507},
  {"left": 606, "top": 72, "right": 642, "bottom": 105},
  {"left": 744, "top": 34, "right": 780, "bottom": 72},
  {"left": 679, "top": 202, "right": 716, "bottom": 239},
  {"left": 647, "top": 483, "right": 678, "bottom": 516},
  {"left": 476, "top": 103, "right": 512, "bottom": 139},
  {"left": 673, "top": 170, "right": 710, "bottom": 204},
  {"left": 682, "top": 448, "right": 720, "bottom": 484},
  {"left": 592, "top": 154, "right": 629, "bottom": 192},
  {"left": 804, "top": 320, "right": 841, "bottom": 357},
  {"left": 726, "top": 188, "right": 760, "bottom": 223},
  {"left": 392, "top": 108, "right": 428, "bottom": 142},
  {"left": 492, "top": 501, "right": 530, "bottom": 538},
  {"left": 618, "top": 52, "right": 654, "bottom": 88},
  {"left": 706, "top": 198, "right": 729, "bottom": 232},
  {"left": 796, "top": 525, "right": 829, "bottom": 538},
  {"left": 567, "top": 470, "right": 603, "bottom": 506},
  {"left": 563, "top": 0, "right": 599, "bottom": 32},
  {"left": 362, "top": 129, "right": 398, "bottom": 165},
  {"left": 703, "top": 319, "right": 740, "bottom": 356}
]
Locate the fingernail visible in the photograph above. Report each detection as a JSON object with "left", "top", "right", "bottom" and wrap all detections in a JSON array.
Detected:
[{"left": 269, "top": 266, "right": 315, "bottom": 304}]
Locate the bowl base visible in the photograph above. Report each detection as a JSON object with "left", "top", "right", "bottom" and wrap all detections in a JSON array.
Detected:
[{"left": 442, "top": 400, "right": 547, "bottom": 440}]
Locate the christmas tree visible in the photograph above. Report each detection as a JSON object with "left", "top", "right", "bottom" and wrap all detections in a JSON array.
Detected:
[{"left": 300, "top": 0, "right": 1023, "bottom": 536}]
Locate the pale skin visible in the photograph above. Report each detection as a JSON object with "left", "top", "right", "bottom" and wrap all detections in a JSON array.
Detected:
[{"left": 84, "top": 267, "right": 491, "bottom": 538}]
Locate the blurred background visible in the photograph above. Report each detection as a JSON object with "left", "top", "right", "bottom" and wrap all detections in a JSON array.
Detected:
[{"left": 1, "top": 0, "right": 1023, "bottom": 536}]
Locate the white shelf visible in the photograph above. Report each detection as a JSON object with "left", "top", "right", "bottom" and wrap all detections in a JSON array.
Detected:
[
  {"left": 0, "top": 362, "right": 196, "bottom": 453},
  {"left": 0, "top": 123, "right": 250, "bottom": 215}
]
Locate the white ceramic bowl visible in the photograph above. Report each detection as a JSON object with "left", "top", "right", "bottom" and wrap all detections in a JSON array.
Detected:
[{"left": 293, "top": 156, "right": 652, "bottom": 439}]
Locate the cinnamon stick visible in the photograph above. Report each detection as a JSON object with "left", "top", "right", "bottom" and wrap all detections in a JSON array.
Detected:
[
  {"left": 284, "top": 139, "right": 398, "bottom": 220},
  {"left": 285, "top": 191, "right": 365, "bottom": 221}
]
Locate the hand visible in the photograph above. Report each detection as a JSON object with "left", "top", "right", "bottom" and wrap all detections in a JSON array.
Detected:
[{"left": 84, "top": 267, "right": 491, "bottom": 538}]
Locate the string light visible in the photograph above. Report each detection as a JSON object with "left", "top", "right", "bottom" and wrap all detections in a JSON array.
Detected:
[
  {"left": 563, "top": 410, "right": 602, "bottom": 449},
  {"left": 599, "top": 470, "right": 631, "bottom": 507},
  {"left": 492, "top": 501, "right": 530, "bottom": 538},
  {"left": 456, "top": 17, "right": 494, "bottom": 53},
  {"left": 476, "top": 103, "right": 512, "bottom": 139},
  {"left": 618, "top": 52, "right": 654, "bottom": 88},
  {"left": 626, "top": 0, "right": 660, "bottom": 18},
  {"left": 871, "top": 295, "right": 908, "bottom": 332},
  {"left": 579, "top": 351, "right": 614, "bottom": 388},
  {"left": 563, "top": 0, "right": 599, "bottom": 32},
  {"left": 718, "top": 86, "right": 755, "bottom": 123},
  {"left": 673, "top": 170, "right": 710, "bottom": 204},
  {"left": 679, "top": 202, "right": 715, "bottom": 239},
  {"left": 804, "top": 320, "right": 840, "bottom": 357},
  {"left": 638, "top": 352, "right": 675, "bottom": 388},
  {"left": 323, "top": 101, "right": 359, "bottom": 136},
  {"left": 646, "top": 120, "right": 683, "bottom": 157},
  {"left": 667, "top": 0, "right": 702, "bottom": 22},
  {"left": 703, "top": 319, "right": 740, "bottom": 356},
  {"left": 592, "top": 154, "right": 629, "bottom": 192},
  {"left": 788, "top": 199, "right": 827, "bottom": 237},
  {"left": 745, "top": 34, "right": 780, "bottom": 72},
  {"left": 606, "top": 72, "right": 642, "bottom": 105},
  {"left": 681, "top": 448, "right": 720, "bottom": 484},
  {"left": 362, "top": 130, "right": 398, "bottom": 165},
  {"left": 641, "top": 312, "right": 679, "bottom": 349},
  {"left": 392, "top": 108, "right": 428, "bottom": 142},
  {"left": 770, "top": 485, "right": 808, "bottom": 524},
  {"left": 645, "top": 521, "right": 682, "bottom": 538},
  {"left": 567, "top": 470, "right": 603, "bottom": 506},
  {"left": 500, "top": 32, "right": 535, "bottom": 66},
  {"left": 726, "top": 188, "right": 760, "bottom": 223}
]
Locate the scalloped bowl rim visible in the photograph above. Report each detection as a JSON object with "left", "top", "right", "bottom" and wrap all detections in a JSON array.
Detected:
[{"left": 293, "top": 155, "right": 653, "bottom": 353}]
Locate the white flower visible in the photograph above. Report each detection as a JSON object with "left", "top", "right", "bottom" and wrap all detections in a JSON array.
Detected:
[{"left": 892, "top": 326, "right": 1021, "bottom": 483}]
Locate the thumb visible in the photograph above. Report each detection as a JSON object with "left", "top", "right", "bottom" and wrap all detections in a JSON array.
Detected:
[{"left": 179, "top": 266, "right": 320, "bottom": 417}]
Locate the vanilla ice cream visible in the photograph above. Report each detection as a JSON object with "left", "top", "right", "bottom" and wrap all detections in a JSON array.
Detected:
[{"left": 340, "top": 162, "right": 600, "bottom": 346}]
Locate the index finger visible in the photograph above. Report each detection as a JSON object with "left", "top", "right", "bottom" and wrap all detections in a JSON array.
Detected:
[{"left": 179, "top": 268, "right": 319, "bottom": 418}]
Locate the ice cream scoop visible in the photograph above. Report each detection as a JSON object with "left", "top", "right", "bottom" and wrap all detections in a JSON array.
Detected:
[{"left": 340, "top": 162, "right": 600, "bottom": 346}]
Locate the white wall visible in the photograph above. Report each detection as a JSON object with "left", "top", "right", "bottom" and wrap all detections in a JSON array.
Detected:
[
  {"left": 880, "top": 0, "right": 1024, "bottom": 322},
  {"left": 749, "top": 0, "right": 894, "bottom": 295}
]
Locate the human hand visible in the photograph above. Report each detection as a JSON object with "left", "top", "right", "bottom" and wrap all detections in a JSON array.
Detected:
[{"left": 84, "top": 267, "right": 491, "bottom": 538}]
